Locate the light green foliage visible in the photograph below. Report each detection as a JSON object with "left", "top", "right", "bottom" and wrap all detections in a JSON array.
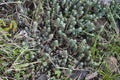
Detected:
[{"left": 0, "top": 19, "right": 17, "bottom": 37}]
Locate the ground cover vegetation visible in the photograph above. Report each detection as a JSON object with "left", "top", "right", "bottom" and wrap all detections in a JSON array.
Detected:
[{"left": 0, "top": 0, "right": 120, "bottom": 80}]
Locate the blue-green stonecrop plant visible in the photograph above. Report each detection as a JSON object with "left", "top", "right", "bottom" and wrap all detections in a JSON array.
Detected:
[
  {"left": 40, "top": 0, "right": 120, "bottom": 79},
  {"left": 1, "top": 0, "right": 120, "bottom": 79}
]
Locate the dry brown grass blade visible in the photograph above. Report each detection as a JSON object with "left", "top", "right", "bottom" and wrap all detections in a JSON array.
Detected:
[
  {"left": 85, "top": 71, "right": 98, "bottom": 80},
  {"left": 106, "top": 56, "right": 118, "bottom": 73}
]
